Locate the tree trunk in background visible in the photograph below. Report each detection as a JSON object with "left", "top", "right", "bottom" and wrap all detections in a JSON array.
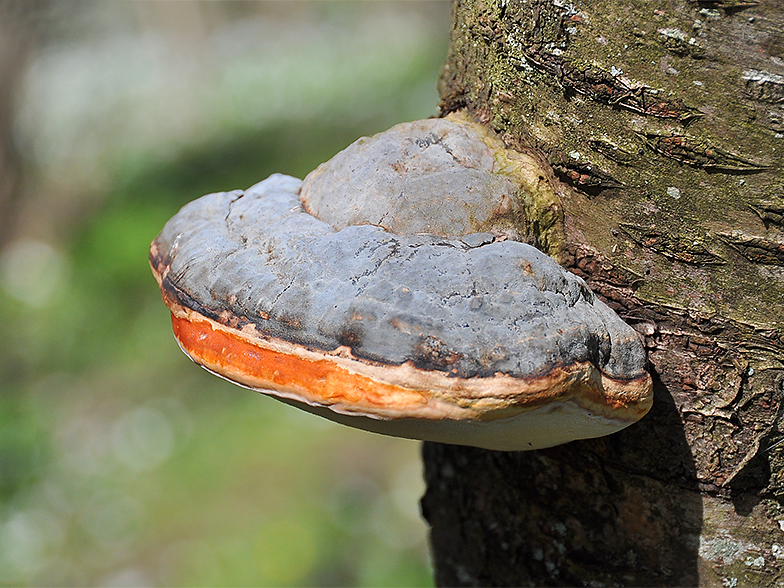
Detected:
[
  {"left": 421, "top": 1, "right": 784, "bottom": 586},
  {"left": 0, "top": 0, "right": 46, "bottom": 246}
]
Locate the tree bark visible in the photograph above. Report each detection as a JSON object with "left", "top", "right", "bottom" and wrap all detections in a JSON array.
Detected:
[{"left": 421, "top": 0, "right": 784, "bottom": 586}]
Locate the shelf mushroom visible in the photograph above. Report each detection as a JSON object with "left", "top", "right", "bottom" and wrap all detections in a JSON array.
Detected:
[{"left": 149, "top": 113, "right": 653, "bottom": 451}]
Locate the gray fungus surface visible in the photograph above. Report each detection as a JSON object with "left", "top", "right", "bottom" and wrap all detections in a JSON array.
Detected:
[
  {"left": 157, "top": 173, "right": 647, "bottom": 381},
  {"left": 300, "top": 117, "right": 520, "bottom": 237}
]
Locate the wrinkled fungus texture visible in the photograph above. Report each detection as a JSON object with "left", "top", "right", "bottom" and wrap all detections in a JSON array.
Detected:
[
  {"left": 300, "top": 116, "right": 522, "bottom": 238},
  {"left": 155, "top": 174, "right": 647, "bottom": 382}
]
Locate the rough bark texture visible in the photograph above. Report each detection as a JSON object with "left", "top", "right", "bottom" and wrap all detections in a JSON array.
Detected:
[{"left": 421, "top": 0, "right": 784, "bottom": 586}]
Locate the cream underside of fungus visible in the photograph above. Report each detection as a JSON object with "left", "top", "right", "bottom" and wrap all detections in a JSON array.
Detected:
[
  {"left": 154, "top": 293, "right": 650, "bottom": 452},
  {"left": 150, "top": 111, "right": 653, "bottom": 451}
]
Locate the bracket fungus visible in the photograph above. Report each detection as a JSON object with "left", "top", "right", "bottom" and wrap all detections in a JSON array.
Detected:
[{"left": 150, "top": 113, "right": 652, "bottom": 451}]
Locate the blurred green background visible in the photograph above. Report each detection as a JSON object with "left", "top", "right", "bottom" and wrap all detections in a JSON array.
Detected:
[{"left": 0, "top": 2, "right": 450, "bottom": 585}]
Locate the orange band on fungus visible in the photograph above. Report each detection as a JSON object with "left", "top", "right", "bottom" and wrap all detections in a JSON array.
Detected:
[{"left": 171, "top": 314, "right": 428, "bottom": 411}]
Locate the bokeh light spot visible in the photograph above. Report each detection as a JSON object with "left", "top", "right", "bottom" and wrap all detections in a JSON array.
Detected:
[
  {"left": 0, "top": 239, "right": 69, "bottom": 308},
  {"left": 112, "top": 406, "right": 175, "bottom": 472}
]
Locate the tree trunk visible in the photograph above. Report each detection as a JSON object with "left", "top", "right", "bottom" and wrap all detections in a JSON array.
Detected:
[
  {"left": 0, "top": 0, "right": 49, "bottom": 246},
  {"left": 421, "top": 1, "right": 784, "bottom": 586}
]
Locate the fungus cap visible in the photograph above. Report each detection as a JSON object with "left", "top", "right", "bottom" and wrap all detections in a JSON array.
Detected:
[{"left": 149, "top": 117, "right": 653, "bottom": 451}]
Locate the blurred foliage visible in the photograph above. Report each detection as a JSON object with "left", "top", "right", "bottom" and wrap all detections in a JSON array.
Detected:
[{"left": 0, "top": 2, "right": 448, "bottom": 585}]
